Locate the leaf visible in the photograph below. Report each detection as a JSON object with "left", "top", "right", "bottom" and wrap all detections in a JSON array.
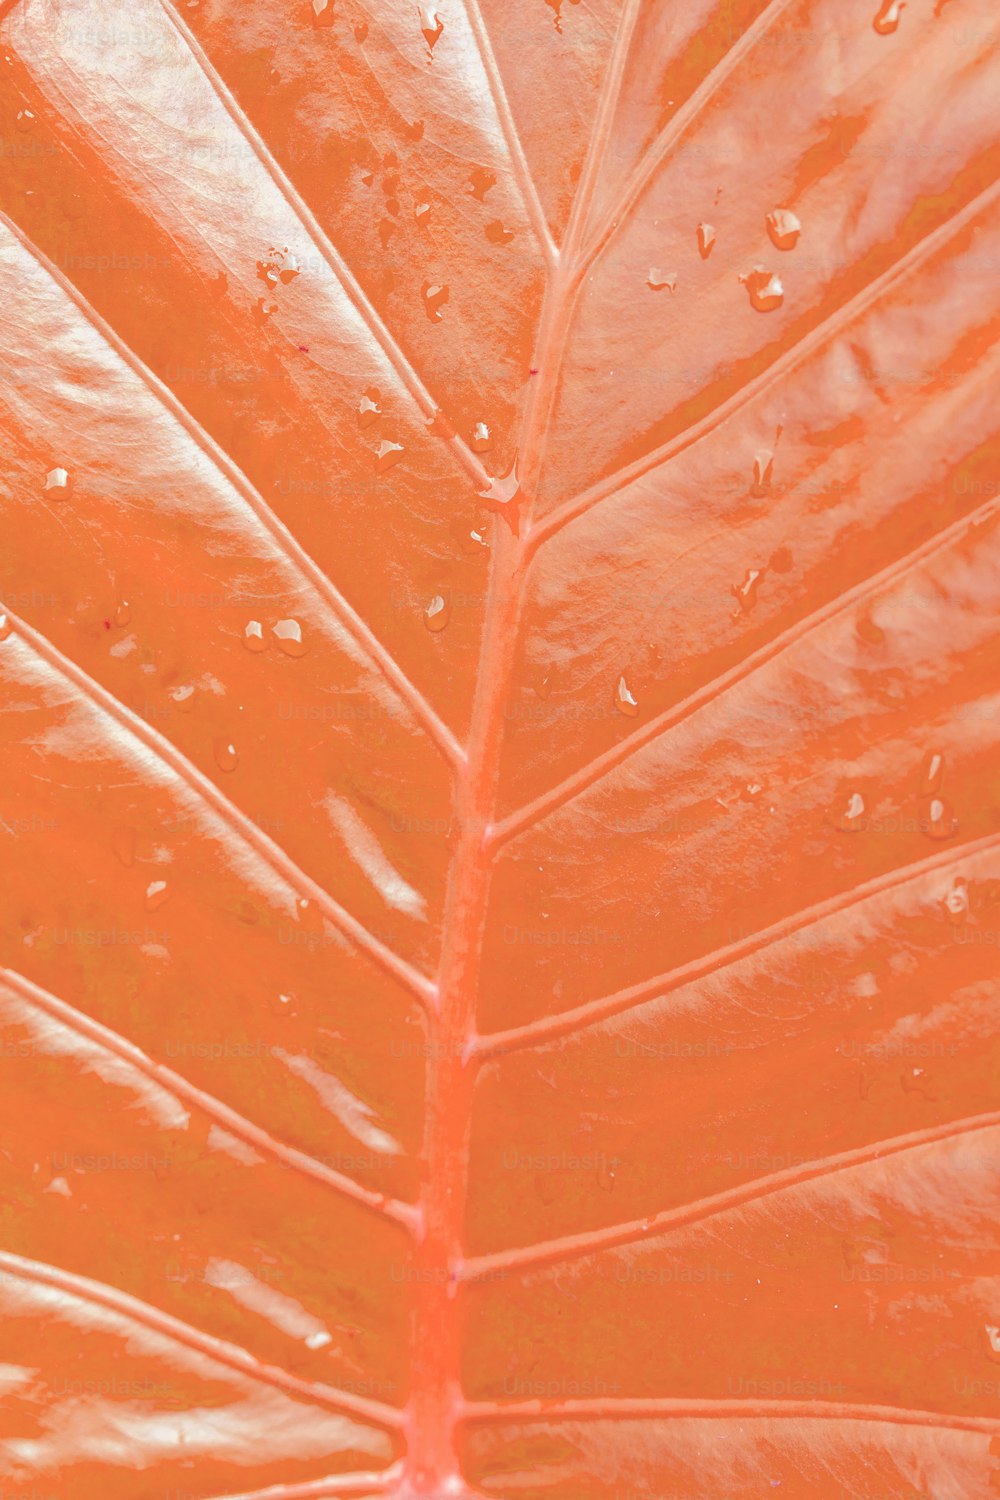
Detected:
[{"left": 0, "top": 0, "right": 999, "bottom": 1495}]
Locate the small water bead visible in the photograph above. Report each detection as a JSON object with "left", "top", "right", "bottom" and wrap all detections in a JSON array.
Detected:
[
  {"left": 985, "top": 1325, "right": 1000, "bottom": 1363},
  {"left": 170, "top": 684, "right": 196, "bottom": 712},
  {"left": 113, "top": 827, "right": 136, "bottom": 867},
  {"left": 213, "top": 738, "right": 239, "bottom": 772},
  {"left": 406, "top": 120, "right": 425, "bottom": 142},
  {"left": 647, "top": 268, "right": 677, "bottom": 293},
  {"left": 375, "top": 439, "right": 405, "bottom": 472},
  {"left": 426, "top": 408, "right": 456, "bottom": 439},
  {"left": 769, "top": 546, "right": 793, "bottom": 574},
  {"left": 16, "top": 108, "right": 35, "bottom": 133},
  {"left": 243, "top": 619, "right": 267, "bottom": 652},
  {"left": 420, "top": 6, "right": 444, "bottom": 49},
  {"left": 943, "top": 878, "right": 969, "bottom": 923},
  {"left": 485, "top": 220, "right": 515, "bottom": 245},
  {"left": 873, "top": 0, "right": 904, "bottom": 33},
  {"left": 478, "top": 459, "right": 521, "bottom": 522},
  {"left": 469, "top": 168, "right": 496, "bottom": 202},
  {"left": 45, "top": 467, "right": 71, "bottom": 496},
  {"left": 697, "top": 223, "right": 716, "bottom": 259},
  {"left": 414, "top": 200, "right": 431, "bottom": 225},
  {"left": 255, "top": 297, "right": 278, "bottom": 321},
  {"left": 751, "top": 450, "right": 774, "bottom": 496},
  {"left": 272, "top": 618, "right": 306, "bottom": 657},
  {"left": 471, "top": 422, "right": 492, "bottom": 453},
  {"left": 765, "top": 209, "right": 801, "bottom": 251},
  {"left": 357, "top": 389, "right": 382, "bottom": 427},
  {"left": 921, "top": 795, "right": 957, "bottom": 840},
  {"left": 919, "top": 751, "right": 944, "bottom": 796},
  {"left": 114, "top": 600, "right": 131, "bottom": 627},
  {"left": 740, "top": 267, "right": 784, "bottom": 312},
  {"left": 312, "top": 0, "right": 336, "bottom": 26},
  {"left": 422, "top": 282, "right": 449, "bottom": 321},
  {"left": 614, "top": 675, "right": 639, "bottom": 718},
  {"left": 145, "top": 879, "right": 170, "bottom": 912},
  {"left": 354, "top": 19, "right": 368, "bottom": 41},
  {"left": 424, "top": 594, "right": 450, "bottom": 632},
  {"left": 730, "top": 567, "right": 764, "bottom": 616},
  {"left": 835, "top": 791, "right": 867, "bottom": 833},
  {"left": 857, "top": 613, "right": 885, "bottom": 645}
]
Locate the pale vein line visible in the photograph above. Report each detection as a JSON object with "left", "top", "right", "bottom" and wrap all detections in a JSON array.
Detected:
[
  {"left": 528, "top": 175, "right": 1000, "bottom": 557},
  {"left": 155, "top": 0, "right": 492, "bottom": 493},
  {"left": 491, "top": 484, "right": 1000, "bottom": 852},
  {"left": 203, "top": 1467, "right": 403, "bottom": 1500},
  {"left": 459, "top": 1396, "right": 1000, "bottom": 1434},
  {"left": 3, "top": 608, "right": 436, "bottom": 1008},
  {"left": 0, "top": 1251, "right": 405, "bottom": 1429},
  {"left": 0, "top": 968, "right": 419, "bottom": 1233},
  {"left": 460, "top": 0, "right": 558, "bottom": 270},
  {"left": 461, "top": 1113, "right": 1000, "bottom": 1279},
  {"left": 474, "top": 830, "right": 1000, "bottom": 1059},
  {"left": 0, "top": 207, "right": 466, "bottom": 773}
]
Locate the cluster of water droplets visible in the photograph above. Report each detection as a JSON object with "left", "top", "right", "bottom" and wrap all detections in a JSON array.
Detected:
[{"left": 835, "top": 751, "right": 959, "bottom": 842}]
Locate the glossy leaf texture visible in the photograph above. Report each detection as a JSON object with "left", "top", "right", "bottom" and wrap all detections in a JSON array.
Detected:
[{"left": 1, "top": 0, "right": 999, "bottom": 1496}]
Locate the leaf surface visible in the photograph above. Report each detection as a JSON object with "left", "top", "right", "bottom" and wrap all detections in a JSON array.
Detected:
[{"left": 1, "top": 0, "right": 999, "bottom": 1495}]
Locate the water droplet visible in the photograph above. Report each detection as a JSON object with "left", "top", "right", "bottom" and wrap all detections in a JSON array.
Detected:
[
  {"left": 354, "top": 18, "right": 368, "bottom": 40},
  {"left": 145, "top": 879, "right": 170, "bottom": 912},
  {"left": 769, "top": 546, "right": 793, "bottom": 574},
  {"left": 751, "top": 450, "right": 774, "bottom": 496},
  {"left": 740, "top": 267, "right": 784, "bottom": 312},
  {"left": 414, "top": 200, "right": 431, "bottom": 225},
  {"left": 255, "top": 297, "right": 278, "bottom": 321},
  {"left": 357, "top": 389, "right": 382, "bottom": 428},
  {"left": 419, "top": 6, "right": 444, "bottom": 49},
  {"left": 422, "top": 282, "right": 449, "bottom": 321},
  {"left": 15, "top": 108, "right": 35, "bottom": 134},
  {"left": 426, "top": 408, "right": 456, "bottom": 440},
  {"left": 731, "top": 567, "right": 764, "bottom": 616},
  {"left": 873, "top": 0, "right": 905, "bottom": 33},
  {"left": 469, "top": 168, "right": 496, "bottom": 202},
  {"left": 406, "top": 119, "right": 425, "bottom": 142},
  {"left": 921, "top": 796, "right": 957, "bottom": 840},
  {"left": 919, "top": 751, "right": 944, "bottom": 796},
  {"left": 214, "top": 738, "right": 239, "bottom": 772},
  {"left": 485, "top": 220, "right": 515, "bottom": 245},
  {"left": 471, "top": 422, "right": 492, "bottom": 453},
  {"left": 943, "top": 877, "right": 969, "bottom": 924},
  {"left": 375, "top": 439, "right": 405, "bottom": 472},
  {"left": 44, "top": 467, "right": 71, "bottom": 496},
  {"left": 697, "top": 223, "right": 716, "bottom": 259},
  {"left": 114, "top": 600, "right": 131, "bottom": 627},
  {"left": 478, "top": 458, "right": 521, "bottom": 530},
  {"left": 113, "top": 827, "right": 136, "bottom": 867},
  {"left": 424, "top": 594, "right": 451, "bottom": 632},
  {"left": 835, "top": 791, "right": 867, "bottom": 833},
  {"left": 740, "top": 781, "right": 765, "bottom": 804},
  {"left": 857, "top": 613, "right": 885, "bottom": 645},
  {"left": 169, "top": 684, "right": 196, "bottom": 712},
  {"left": 766, "top": 208, "right": 802, "bottom": 251},
  {"left": 0, "top": 613, "right": 11, "bottom": 642},
  {"left": 243, "top": 619, "right": 267, "bottom": 653},
  {"left": 305, "top": 1329, "right": 332, "bottom": 1350},
  {"left": 647, "top": 268, "right": 676, "bottom": 292},
  {"left": 312, "top": 0, "right": 336, "bottom": 26},
  {"left": 614, "top": 675, "right": 639, "bottom": 718},
  {"left": 273, "top": 618, "right": 306, "bottom": 657},
  {"left": 984, "top": 1325, "right": 1000, "bottom": 1363},
  {"left": 378, "top": 219, "right": 396, "bottom": 249},
  {"left": 279, "top": 253, "right": 300, "bottom": 284}
]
